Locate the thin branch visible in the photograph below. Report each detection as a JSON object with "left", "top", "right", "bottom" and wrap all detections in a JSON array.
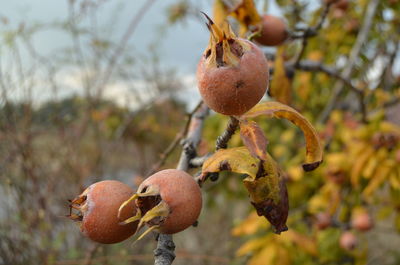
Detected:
[
  {"left": 189, "top": 154, "right": 211, "bottom": 168},
  {"left": 154, "top": 103, "right": 209, "bottom": 265},
  {"left": 293, "top": 2, "right": 332, "bottom": 66},
  {"left": 289, "top": 60, "right": 361, "bottom": 94},
  {"left": 193, "top": 116, "right": 240, "bottom": 183},
  {"left": 216, "top": 116, "right": 240, "bottom": 150},
  {"left": 97, "top": 0, "right": 156, "bottom": 91},
  {"left": 319, "top": 0, "right": 380, "bottom": 123}
]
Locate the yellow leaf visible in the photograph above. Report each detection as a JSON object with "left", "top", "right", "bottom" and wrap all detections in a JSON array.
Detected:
[
  {"left": 280, "top": 230, "right": 318, "bottom": 256},
  {"left": 200, "top": 146, "right": 259, "bottom": 180},
  {"left": 363, "top": 160, "right": 395, "bottom": 199},
  {"left": 287, "top": 166, "right": 303, "bottom": 181},
  {"left": 230, "top": 0, "right": 261, "bottom": 37},
  {"left": 232, "top": 211, "right": 270, "bottom": 236},
  {"left": 350, "top": 145, "right": 374, "bottom": 187},
  {"left": 248, "top": 244, "right": 277, "bottom": 265},
  {"left": 240, "top": 120, "right": 268, "bottom": 160},
  {"left": 269, "top": 47, "right": 292, "bottom": 105},
  {"left": 201, "top": 147, "right": 288, "bottom": 233},
  {"left": 213, "top": 0, "right": 230, "bottom": 27},
  {"left": 236, "top": 235, "right": 270, "bottom": 256},
  {"left": 296, "top": 72, "right": 312, "bottom": 101},
  {"left": 241, "top": 101, "right": 323, "bottom": 171},
  {"left": 389, "top": 168, "right": 400, "bottom": 190},
  {"left": 308, "top": 183, "right": 340, "bottom": 214}
]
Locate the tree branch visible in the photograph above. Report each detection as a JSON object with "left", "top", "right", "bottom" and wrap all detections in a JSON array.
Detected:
[
  {"left": 153, "top": 103, "right": 209, "bottom": 265},
  {"left": 216, "top": 116, "right": 240, "bottom": 150},
  {"left": 319, "top": 0, "right": 380, "bottom": 123},
  {"left": 292, "top": 2, "right": 332, "bottom": 66}
]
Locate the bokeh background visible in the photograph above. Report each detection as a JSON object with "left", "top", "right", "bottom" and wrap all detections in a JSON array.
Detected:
[{"left": 1, "top": 0, "right": 400, "bottom": 265}]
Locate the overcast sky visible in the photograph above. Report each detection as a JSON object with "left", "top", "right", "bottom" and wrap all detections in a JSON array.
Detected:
[{"left": 1, "top": 0, "right": 283, "bottom": 73}]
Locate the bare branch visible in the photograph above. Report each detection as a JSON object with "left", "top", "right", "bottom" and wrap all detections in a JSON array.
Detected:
[
  {"left": 319, "top": 0, "right": 380, "bottom": 123},
  {"left": 293, "top": 3, "right": 332, "bottom": 66},
  {"left": 154, "top": 103, "right": 209, "bottom": 265},
  {"left": 216, "top": 116, "right": 240, "bottom": 150}
]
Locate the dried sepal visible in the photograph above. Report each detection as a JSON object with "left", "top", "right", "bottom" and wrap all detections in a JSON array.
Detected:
[
  {"left": 118, "top": 169, "right": 202, "bottom": 240},
  {"left": 241, "top": 101, "right": 323, "bottom": 171},
  {"left": 118, "top": 193, "right": 139, "bottom": 220},
  {"left": 137, "top": 201, "right": 170, "bottom": 229},
  {"left": 119, "top": 209, "right": 142, "bottom": 225},
  {"left": 201, "top": 12, "right": 251, "bottom": 69}
]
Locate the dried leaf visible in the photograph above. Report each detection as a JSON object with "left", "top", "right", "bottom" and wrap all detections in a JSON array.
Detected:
[
  {"left": 269, "top": 47, "right": 292, "bottom": 105},
  {"left": 230, "top": 0, "right": 261, "bottom": 37},
  {"left": 241, "top": 101, "right": 323, "bottom": 171},
  {"left": 244, "top": 169, "right": 289, "bottom": 234},
  {"left": 201, "top": 147, "right": 289, "bottom": 233},
  {"left": 200, "top": 146, "right": 259, "bottom": 181},
  {"left": 240, "top": 120, "right": 268, "bottom": 160}
]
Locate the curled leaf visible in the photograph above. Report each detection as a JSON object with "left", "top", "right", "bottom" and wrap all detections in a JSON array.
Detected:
[
  {"left": 241, "top": 101, "right": 323, "bottom": 171},
  {"left": 200, "top": 146, "right": 259, "bottom": 181},
  {"left": 244, "top": 163, "right": 289, "bottom": 234},
  {"left": 201, "top": 146, "right": 288, "bottom": 233},
  {"left": 240, "top": 119, "right": 268, "bottom": 160}
]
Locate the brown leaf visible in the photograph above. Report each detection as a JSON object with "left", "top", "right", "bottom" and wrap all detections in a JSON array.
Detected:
[
  {"left": 241, "top": 101, "right": 323, "bottom": 171},
  {"left": 240, "top": 120, "right": 268, "bottom": 161},
  {"left": 201, "top": 147, "right": 289, "bottom": 233},
  {"left": 244, "top": 162, "right": 289, "bottom": 234}
]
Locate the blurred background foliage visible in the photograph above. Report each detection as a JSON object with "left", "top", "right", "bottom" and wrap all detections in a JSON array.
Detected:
[{"left": 1, "top": 0, "right": 400, "bottom": 265}]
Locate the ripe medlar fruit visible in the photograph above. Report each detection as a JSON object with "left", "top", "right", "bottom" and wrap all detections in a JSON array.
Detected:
[
  {"left": 351, "top": 208, "right": 373, "bottom": 232},
  {"left": 196, "top": 14, "right": 269, "bottom": 116},
  {"left": 68, "top": 180, "right": 138, "bottom": 244},
  {"left": 119, "top": 169, "right": 202, "bottom": 238},
  {"left": 315, "top": 212, "right": 332, "bottom": 230},
  {"left": 253, "top": 14, "right": 288, "bottom": 46},
  {"left": 339, "top": 231, "right": 357, "bottom": 251}
]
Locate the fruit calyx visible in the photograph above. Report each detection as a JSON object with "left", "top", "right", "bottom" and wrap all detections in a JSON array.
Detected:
[
  {"left": 202, "top": 12, "right": 250, "bottom": 68},
  {"left": 67, "top": 189, "right": 90, "bottom": 223},
  {"left": 118, "top": 184, "right": 171, "bottom": 241}
]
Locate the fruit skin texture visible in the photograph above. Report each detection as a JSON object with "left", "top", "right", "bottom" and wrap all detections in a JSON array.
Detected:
[
  {"left": 254, "top": 15, "right": 288, "bottom": 46},
  {"left": 339, "top": 231, "right": 357, "bottom": 251},
  {"left": 138, "top": 169, "right": 202, "bottom": 234},
  {"left": 79, "top": 180, "right": 138, "bottom": 244},
  {"left": 197, "top": 39, "right": 269, "bottom": 116}
]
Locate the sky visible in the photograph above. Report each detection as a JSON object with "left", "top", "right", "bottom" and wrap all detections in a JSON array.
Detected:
[{"left": 0, "top": 0, "right": 282, "bottom": 109}]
